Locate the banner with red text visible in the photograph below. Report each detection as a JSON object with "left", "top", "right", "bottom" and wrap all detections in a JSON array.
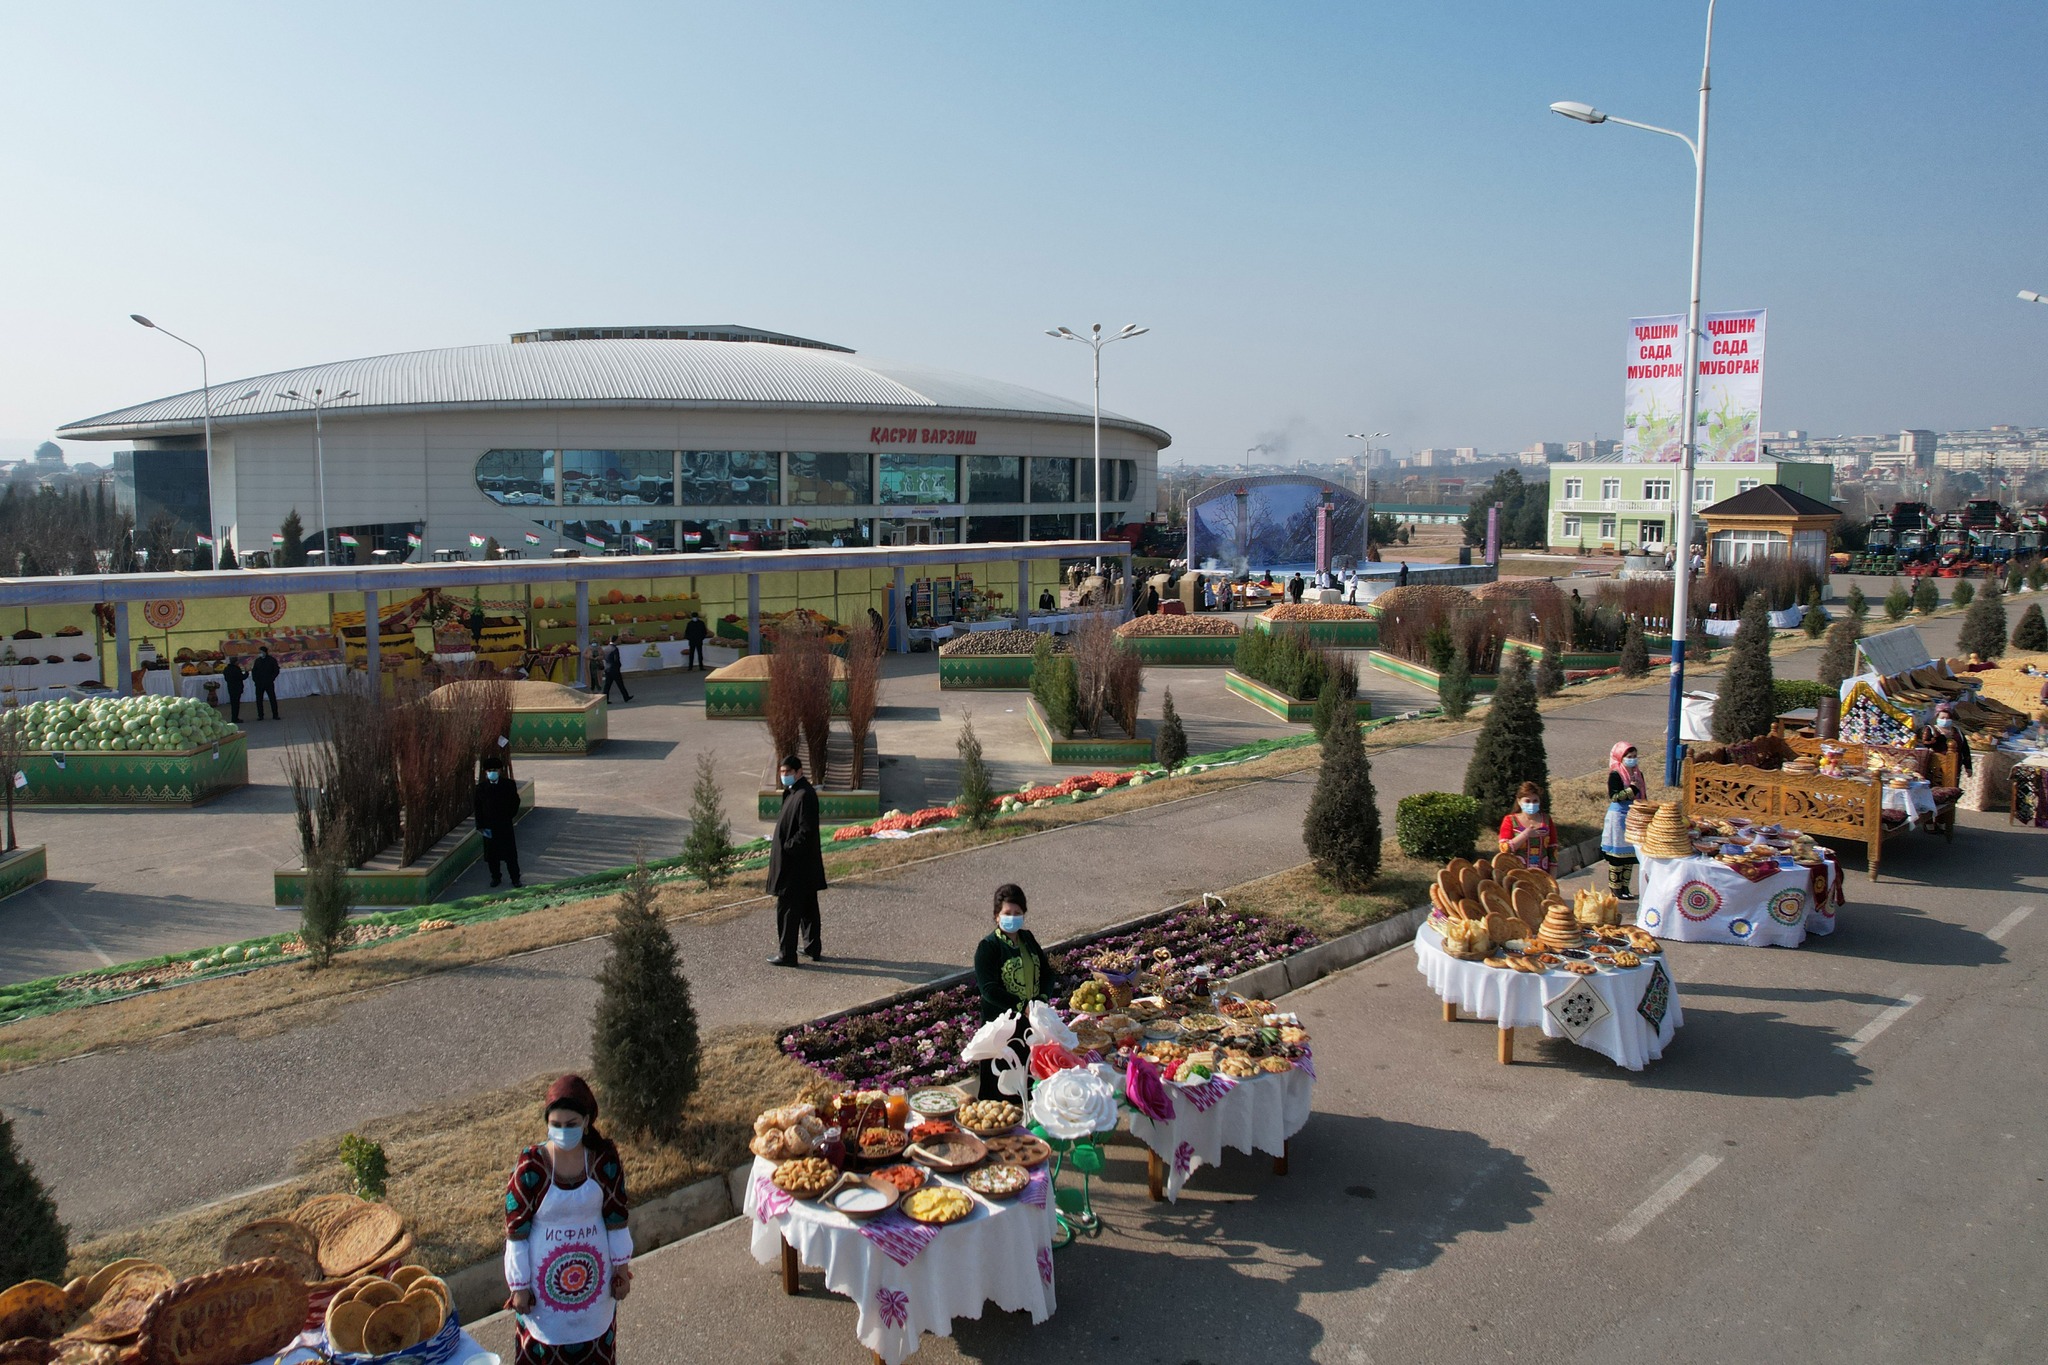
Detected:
[{"left": 1621, "top": 308, "right": 1765, "bottom": 463}]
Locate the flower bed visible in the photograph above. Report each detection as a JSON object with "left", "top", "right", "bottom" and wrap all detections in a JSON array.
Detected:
[{"left": 777, "top": 902, "right": 1319, "bottom": 1090}]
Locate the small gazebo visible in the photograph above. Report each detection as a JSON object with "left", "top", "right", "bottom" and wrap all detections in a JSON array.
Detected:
[{"left": 1698, "top": 484, "right": 1840, "bottom": 571}]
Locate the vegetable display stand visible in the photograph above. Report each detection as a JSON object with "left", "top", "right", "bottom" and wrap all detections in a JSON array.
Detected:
[
  {"left": 506, "top": 693, "right": 608, "bottom": 753},
  {"left": 703, "top": 656, "right": 849, "bottom": 719},
  {"left": 17, "top": 733, "right": 249, "bottom": 806},
  {"left": 938, "top": 654, "right": 1037, "bottom": 690},
  {"left": 0, "top": 844, "right": 47, "bottom": 902},
  {"left": 1120, "top": 634, "right": 1240, "bottom": 667},
  {"left": 1026, "top": 698, "right": 1155, "bottom": 767},
  {"left": 272, "top": 779, "right": 535, "bottom": 910},
  {"left": 1224, "top": 670, "right": 1373, "bottom": 725},
  {"left": 1366, "top": 652, "right": 1500, "bottom": 696}
]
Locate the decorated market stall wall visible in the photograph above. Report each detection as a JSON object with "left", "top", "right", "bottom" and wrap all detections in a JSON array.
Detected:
[{"left": 117, "top": 593, "right": 339, "bottom": 689}]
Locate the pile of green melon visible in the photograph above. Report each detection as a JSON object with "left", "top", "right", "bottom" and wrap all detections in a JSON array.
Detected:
[{"left": 9, "top": 695, "right": 238, "bottom": 752}]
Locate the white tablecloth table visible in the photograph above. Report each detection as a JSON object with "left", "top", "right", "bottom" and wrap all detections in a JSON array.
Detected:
[
  {"left": 143, "top": 663, "right": 348, "bottom": 700},
  {"left": 1881, "top": 777, "right": 1937, "bottom": 826},
  {"left": 1638, "top": 850, "right": 1840, "bottom": 947},
  {"left": 1413, "top": 926, "right": 1682, "bottom": 1071},
  {"left": 1126, "top": 1063, "right": 1315, "bottom": 1202},
  {"left": 743, "top": 1155, "right": 1057, "bottom": 1365},
  {"left": 618, "top": 639, "right": 697, "bottom": 673}
]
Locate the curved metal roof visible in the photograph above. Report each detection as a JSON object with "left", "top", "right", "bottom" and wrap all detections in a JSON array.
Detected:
[{"left": 58, "top": 338, "right": 1170, "bottom": 446}]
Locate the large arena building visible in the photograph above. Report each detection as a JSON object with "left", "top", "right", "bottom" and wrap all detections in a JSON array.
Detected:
[{"left": 59, "top": 325, "right": 1170, "bottom": 562}]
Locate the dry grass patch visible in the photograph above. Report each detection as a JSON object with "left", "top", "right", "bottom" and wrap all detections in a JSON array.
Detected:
[{"left": 67, "top": 1027, "right": 817, "bottom": 1280}]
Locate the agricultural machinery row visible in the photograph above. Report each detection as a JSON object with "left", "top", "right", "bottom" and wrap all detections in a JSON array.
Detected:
[{"left": 1839, "top": 499, "right": 2048, "bottom": 577}]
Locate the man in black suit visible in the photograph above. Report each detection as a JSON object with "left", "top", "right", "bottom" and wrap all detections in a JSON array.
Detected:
[
  {"left": 603, "top": 636, "right": 633, "bottom": 702},
  {"left": 251, "top": 645, "right": 281, "bottom": 719},
  {"left": 474, "top": 754, "right": 522, "bottom": 888},
  {"left": 221, "top": 657, "right": 247, "bottom": 725},
  {"left": 682, "top": 612, "right": 709, "bottom": 670},
  {"left": 766, "top": 753, "right": 826, "bottom": 966}
]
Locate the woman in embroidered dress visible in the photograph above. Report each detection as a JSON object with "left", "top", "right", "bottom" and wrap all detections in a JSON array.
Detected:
[
  {"left": 1497, "top": 780, "right": 1559, "bottom": 873},
  {"left": 972, "top": 883, "right": 1053, "bottom": 1099},
  {"left": 503, "top": 1075, "right": 633, "bottom": 1365},
  {"left": 1601, "top": 741, "right": 1647, "bottom": 901}
]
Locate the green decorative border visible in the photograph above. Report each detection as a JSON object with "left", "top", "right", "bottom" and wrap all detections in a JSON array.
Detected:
[
  {"left": 274, "top": 780, "right": 535, "bottom": 909},
  {"left": 1120, "top": 634, "right": 1240, "bottom": 667},
  {"left": 1224, "top": 670, "right": 1374, "bottom": 725},
  {"left": 705, "top": 676, "right": 849, "bottom": 718},
  {"left": 1501, "top": 636, "right": 1676, "bottom": 670},
  {"left": 16, "top": 733, "right": 249, "bottom": 806},
  {"left": 1366, "top": 652, "right": 1500, "bottom": 694},
  {"left": 938, "top": 654, "right": 1037, "bottom": 690},
  {"left": 0, "top": 845, "right": 47, "bottom": 902},
  {"left": 1026, "top": 697, "right": 1156, "bottom": 766},
  {"left": 1254, "top": 616, "right": 1380, "bottom": 648},
  {"left": 757, "top": 787, "right": 883, "bottom": 820},
  {"left": 507, "top": 698, "right": 608, "bottom": 754}
]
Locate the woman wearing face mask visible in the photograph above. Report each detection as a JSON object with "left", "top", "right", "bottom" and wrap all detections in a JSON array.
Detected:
[
  {"left": 1601, "top": 742, "right": 1647, "bottom": 901},
  {"left": 503, "top": 1075, "right": 633, "bottom": 1365},
  {"left": 1497, "top": 781, "right": 1558, "bottom": 873},
  {"left": 972, "top": 883, "right": 1052, "bottom": 1100},
  {"left": 1918, "top": 703, "right": 1973, "bottom": 779}
]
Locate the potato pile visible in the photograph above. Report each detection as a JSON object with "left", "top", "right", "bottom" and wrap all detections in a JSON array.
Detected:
[
  {"left": 1259, "top": 604, "right": 1373, "bottom": 621},
  {"left": 939, "top": 630, "right": 1070, "bottom": 656},
  {"left": 1113, "top": 615, "right": 1241, "bottom": 637}
]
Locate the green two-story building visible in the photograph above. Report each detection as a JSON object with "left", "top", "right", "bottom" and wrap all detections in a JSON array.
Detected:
[{"left": 1544, "top": 457, "right": 1833, "bottom": 553}]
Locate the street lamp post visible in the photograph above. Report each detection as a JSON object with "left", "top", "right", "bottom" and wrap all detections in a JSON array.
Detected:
[
  {"left": 1348, "top": 430, "right": 1390, "bottom": 552},
  {"left": 1551, "top": 0, "right": 1717, "bottom": 786},
  {"left": 274, "top": 387, "right": 360, "bottom": 562},
  {"left": 1047, "top": 323, "right": 1149, "bottom": 572},
  {"left": 2019, "top": 290, "right": 2047, "bottom": 304},
  {"left": 129, "top": 315, "right": 221, "bottom": 552}
]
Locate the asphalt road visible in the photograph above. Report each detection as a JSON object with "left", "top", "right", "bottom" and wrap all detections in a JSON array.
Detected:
[{"left": 467, "top": 799, "right": 2045, "bottom": 1364}]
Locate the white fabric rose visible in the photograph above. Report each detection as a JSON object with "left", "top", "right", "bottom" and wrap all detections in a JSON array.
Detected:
[
  {"left": 1025, "top": 999, "right": 1078, "bottom": 1050},
  {"left": 1030, "top": 1064, "right": 1120, "bottom": 1140},
  {"left": 962, "top": 1012, "right": 1019, "bottom": 1063}
]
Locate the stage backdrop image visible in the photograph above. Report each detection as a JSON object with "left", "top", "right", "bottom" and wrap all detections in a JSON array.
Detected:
[{"left": 1186, "top": 475, "right": 1367, "bottom": 574}]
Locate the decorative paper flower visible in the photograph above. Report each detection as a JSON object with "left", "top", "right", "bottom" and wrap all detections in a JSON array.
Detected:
[
  {"left": 1030, "top": 1064, "right": 1121, "bottom": 1139},
  {"left": 961, "top": 1012, "right": 1019, "bottom": 1063},
  {"left": 1025, "top": 999, "right": 1077, "bottom": 1049},
  {"left": 1123, "top": 1054, "right": 1175, "bottom": 1123},
  {"left": 1029, "top": 1040, "right": 1084, "bottom": 1079}
]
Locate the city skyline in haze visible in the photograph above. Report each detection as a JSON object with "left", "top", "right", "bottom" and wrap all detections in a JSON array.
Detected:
[{"left": 3, "top": 3, "right": 2044, "bottom": 468}]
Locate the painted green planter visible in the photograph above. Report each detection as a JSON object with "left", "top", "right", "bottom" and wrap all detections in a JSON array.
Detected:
[
  {"left": 704, "top": 675, "right": 849, "bottom": 718},
  {"left": 16, "top": 732, "right": 249, "bottom": 806},
  {"left": 1224, "top": 670, "right": 1375, "bottom": 725},
  {"left": 1366, "top": 652, "right": 1500, "bottom": 695},
  {"left": 757, "top": 787, "right": 882, "bottom": 821},
  {"left": 0, "top": 845, "right": 48, "bottom": 902},
  {"left": 274, "top": 780, "right": 535, "bottom": 909},
  {"left": 939, "top": 654, "right": 1037, "bottom": 690},
  {"left": 1026, "top": 698, "right": 1156, "bottom": 766},
  {"left": 1254, "top": 616, "right": 1380, "bottom": 648},
  {"left": 1119, "top": 634, "right": 1240, "bottom": 667},
  {"left": 508, "top": 696, "right": 609, "bottom": 753}
]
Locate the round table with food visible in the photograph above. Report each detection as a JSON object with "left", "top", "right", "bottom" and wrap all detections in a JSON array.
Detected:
[
  {"left": 1633, "top": 804, "right": 1843, "bottom": 947},
  {"left": 1415, "top": 853, "right": 1683, "bottom": 1070},
  {"left": 743, "top": 1093, "right": 1058, "bottom": 1365}
]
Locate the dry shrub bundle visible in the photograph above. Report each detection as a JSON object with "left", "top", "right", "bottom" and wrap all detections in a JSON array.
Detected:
[
  {"left": 842, "top": 624, "right": 883, "bottom": 788},
  {"left": 762, "top": 643, "right": 803, "bottom": 770},
  {"left": 1474, "top": 577, "right": 1569, "bottom": 645},
  {"left": 401, "top": 678, "right": 512, "bottom": 864},
  {"left": 1700, "top": 558, "right": 1824, "bottom": 617},
  {"left": 771, "top": 618, "right": 833, "bottom": 782},
  {"left": 1104, "top": 640, "right": 1143, "bottom": 738},
  {"left": 1374, "top": 584, "right": 1505, "bottom": 672},
  {"left": 282, "top": 681, "right": 397, "bottom": 870},
  {"left": 1069, "top": 615, "right": 1124, "bottom": 737}
]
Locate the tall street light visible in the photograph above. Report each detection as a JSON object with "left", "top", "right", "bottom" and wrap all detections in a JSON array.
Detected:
[
  {"left": 275, "top": 387, "right": 359, "bottom": 562},
  {"left": 1047, "top": 323, "right": 1149, "bottom": 571},
  {"left": 1347, "top": 430, "right": 1389, "bottom": 531},
  {"left": 2020, "top": 290, "right": 2047, "bottom": 304},
  {"left": 130, "top": 314, "right": 222, "bottom": 550},
  {"left": 1551, "top": 0, "right": 1717, "bottom": 787}
]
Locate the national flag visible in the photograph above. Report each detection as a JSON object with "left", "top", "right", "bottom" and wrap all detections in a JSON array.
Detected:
[
  {"left": 270, "top": 533, "right": 284, "bottom": 546},
  {"left": 583, "top": 535, "right": 605, "bottom": 549},
  {"left": 194, "top": 533, "right": 215, "bottom": 548},
  {"left": 524, "top": 531, "right": 541, "bottom": 546},
  {"left": 789, "top": 518, "right": 808, "bottom": 530},
  {"left": 468, "top": 534, "right": 486, "bottom": 549},
  {"left": 338, "top": 532, "right": 360, "bottom": 547},
  {"left": 630, "top": 534, "right": 654, "bottom": 550},
  {"left": 405, "top": 532, "right": 422, "bottom": 548},
  {"left": 683, "top": 530, "right": 702, "bottom": 544}
]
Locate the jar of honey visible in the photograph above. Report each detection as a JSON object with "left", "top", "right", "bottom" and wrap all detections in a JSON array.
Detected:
[{"left": 885, "top": 1088, "right": 910, "bottom": 1128}]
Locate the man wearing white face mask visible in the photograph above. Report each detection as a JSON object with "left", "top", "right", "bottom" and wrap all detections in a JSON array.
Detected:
[
  {"left": 766, "top": 754, "right": 826, "bottom": 966},
  {"left": 475, "top": 754, "right": 522, "bottom": 888}
]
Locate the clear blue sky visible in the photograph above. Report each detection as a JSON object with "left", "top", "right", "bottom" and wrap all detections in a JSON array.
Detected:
[{"left": 4, "top": 2, "right": 2043, "bottom": 465}]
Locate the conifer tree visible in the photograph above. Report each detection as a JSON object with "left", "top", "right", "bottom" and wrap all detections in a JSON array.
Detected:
[
  {"left": 1950, "top": 578, "right": 1974, "bottom": 610},
  {"left": 1712, "top": 592, "right": 1776, "bottom": 743},
  {"left": 2013, "top": 602, "right": 2047, "bottom": 652},
  {"left": 0, "top": 1111, "right": 67, "bottom": 1286},
  {"left": 591, "top": 863, "right": 700, "bottom": 1140},
  {"left": 1158, "top": 688, "right": 1189, "bottom": 769},
  {"left": 1817, "top": 616, "right": 1863, "bottom": 691},
  {"left": 680, "top": 754, "right": 740, "bottom": 889},
  {"left": 1618, "top": 619, "right": 1649, "bottom": 677},
  {"left": 1464, "top": 651, "right": 1546, "bottom": 821},
  {"left": 1302, "top": 707, "right": 1381, "bottom": 892},
  {"left": 218, "top": 534, "right": 239, "bottom": 570},
  {"left": 1884, "top": 581, "right": 1911, "bottom": 622},
  {"left": 1535, "top": 639, "right": 1565, "bottom": 697},
  {"left": 280, "top": 509, "right": 307, "bottom": 567},
  {"left": 1913, "top": 577, "right": 1939, "bottom": 616},
  {"left": 954, "top": 713, "right": 995, "bottom": 829},
  {"left": 1801, "top": 586, "right": 1827, "bottom": 637},
  {"left": 1846, "top": 582, "right": 1867, "bottom": 619},
  {"left": 1438, "top": 647, "right": 1472, "bottom": 719},
  {"left": 1956, "top": 577, "right": 2007, "bottom": 660}
]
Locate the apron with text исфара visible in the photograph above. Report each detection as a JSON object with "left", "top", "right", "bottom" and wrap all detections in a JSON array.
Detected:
[{"left": 512, "top": 1168, "right": 617, "bottom": 1347}]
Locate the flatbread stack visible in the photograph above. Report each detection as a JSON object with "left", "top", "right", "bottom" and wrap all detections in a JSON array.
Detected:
[
  {"left": 265, "top": 1195, "right": 412, "bottom": 1290},
  {"left": 0, "top": 1255, "right": 304, "bottom": 1365},
  {"left": 322, "top": 1266, "right": 451, "bottom": 1359},
  {"left": 1638, "top": 803, "right": 1697, "bottom": 860},
  {"left": 1431, "top": 856, "right": 1556, "bottom": 945},
  {"left": 1539, "top": 900, "right": 1583, "bottom": 948},
  {"left": 1624, "top": 801, "right": 1660, "bottom": 846}
]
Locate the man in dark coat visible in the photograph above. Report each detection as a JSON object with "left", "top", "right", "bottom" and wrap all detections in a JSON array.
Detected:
[
  {"left": 474, "top": 754, "right": 522, "bottom": 888},
  {"left": 682, "top": 612, "right": 710, "bottom": 670},
  {"left": 603, "top": 636, "right": 633, "bottom": 702},
  {"left": 766, "top": 753, "right": 826, "bottom": 966},
  {"left": 1287, "top": 573, "right": 1306, "bottom": 604},
  {"left": 1397, "top": 561, "right": 1410, "bottom": 587},
  {"left": 250, "top": 645, "right": 281, "bottom": 719},
  {"left": 221, "top": 657, "right": 247, "bottom": 724}
]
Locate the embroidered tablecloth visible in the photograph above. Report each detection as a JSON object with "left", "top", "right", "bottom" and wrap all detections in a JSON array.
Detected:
[
  {"left": 742, "top": 1156, "right": 1056, "bottom": 1365},
  {"left": 1413, "top": 926, "right": 1682, "bottom": 1071},
  {"left": 1125, "top": 1065, "right": 1315, "bottom": 1203},
  {"left": 1637, "top": 850, "right": 1839, "bottom": 947}
]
